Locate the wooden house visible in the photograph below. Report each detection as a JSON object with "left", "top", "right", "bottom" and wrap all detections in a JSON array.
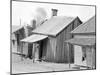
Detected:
[
  {"left": 12, "top": 25, "right": 25, "bottom": 53},
  {"left": 21, "top": 9, "right": 82, "bottom": 63},
  {"left": 11, "top": 25, "right": 27, "bottom": 62},
  {"left": 65, "top": 16, "right": 96, "bottom": 68},
  {"left": 11, "top": 25, "right": 35, "bottom": 59}
]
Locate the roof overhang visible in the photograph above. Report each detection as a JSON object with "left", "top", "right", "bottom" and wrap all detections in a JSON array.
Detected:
[
  {"left": 32, "top": 16, "right": 79, "bottom": 36},
  {"left": 65, "top": 37, "right": 96, "bottom": 46},
  {"left": 21, "top": 34, "right": 48, "bottom": 43}
]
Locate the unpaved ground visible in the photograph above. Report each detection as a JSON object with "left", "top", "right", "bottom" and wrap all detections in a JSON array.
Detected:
[
  {"left": 12, "top": 59, "right": 73, "bottom": 74},
  {"left": 12, "top": 55, "right": 87, "bottom": 74},
  {"left": 11, "top": 46, "right": 88, "bottom": 74}
]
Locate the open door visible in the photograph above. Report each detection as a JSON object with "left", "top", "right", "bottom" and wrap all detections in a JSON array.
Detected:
[
  {"left": 39, "top": 40, "right": 44, "bottom": 60},
  {"left": 28, "top": 43, "right": 33, "bottom": 59},
  {"left": 38, "top": 38, "right": 47, "bottom": 61}
]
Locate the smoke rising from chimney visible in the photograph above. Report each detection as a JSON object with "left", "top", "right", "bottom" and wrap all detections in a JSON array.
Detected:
[{"left": 34, "top": 7, "right": 47, "bottom": 27}]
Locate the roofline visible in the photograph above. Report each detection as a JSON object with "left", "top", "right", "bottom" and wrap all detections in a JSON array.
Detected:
[
  {"left": 12, "top": 26, "right": 24, "bottom": 33},
  {"left": 70, "top": 15, "right": 95, "bottom": 34},
  {"left": 32, "top": 32, "right": 56, "bottom": 37},
  {"left": 32, "top": 16, "right": 82, "bottom": 36},
  {"left": 65, "top": 42, "right": 95, "bottom": 47},
  {"left": 71, "top": 32, "right": 96, "bottom": 35},
  {"left": 55, "top": 16, "right": 82, "bottom": 36},
  {"left": 81, "top": 15, "right": 95, "bottom": 26}
]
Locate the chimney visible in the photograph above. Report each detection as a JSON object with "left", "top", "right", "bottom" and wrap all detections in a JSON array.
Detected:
[
  {"left": 52, "top": 9, "right": 58, "bottom": 17},
  {"left": 31, "top": 19, "right": 36, "bottom": 30}
]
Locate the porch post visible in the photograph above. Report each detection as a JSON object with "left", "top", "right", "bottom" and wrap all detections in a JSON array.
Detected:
[
  {"left": 32, "top": 43, "right": 36, "bottom": 62},
  {"left": 91, "top": 46, "right": 96, "bottom": 69},
  {"left": 68, "top": 43, "right": 71, "bottom": 69},
  {"left": 36, "top": 43, "right": 40, "bottom": 61},
  {"left": 32, "top": 43, "right": 39, "bottom": 62},
  {"left": 21, "top": 42, "right": 23, "bottom": 61}
]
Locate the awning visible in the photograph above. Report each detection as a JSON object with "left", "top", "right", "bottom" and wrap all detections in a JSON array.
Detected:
[
  {"left": 21, "top": 34, "right": 48, "bottom": 43},
  {"left": 65, "top": 37, "right": 95, "bottom": 46}
]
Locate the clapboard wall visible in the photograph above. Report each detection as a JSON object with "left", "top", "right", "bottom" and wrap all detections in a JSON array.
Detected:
[{"left": 44, "top": 17, "right": 82, "bottom": 63}]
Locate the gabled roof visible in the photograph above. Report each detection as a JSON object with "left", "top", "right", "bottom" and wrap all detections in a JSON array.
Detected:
[
  {"left": 32, "top": 16, "right": 80, "bottom": 36},
  {"left": 71, "top": 16, "right": 95, "bottom": 34},
  {"left": 12, "top": 25, "right": 24, "bottom": 33}
]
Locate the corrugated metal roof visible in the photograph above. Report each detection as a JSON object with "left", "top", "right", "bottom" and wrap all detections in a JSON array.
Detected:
[
  {"left": 21, "top": 34, "right": 48, "bottom": 43},
  {"left": 32, "top": 16, "right": 77, "bottom": 36},
  {"left": 65, "top": 37, "right": 95, "bottom": 46},
  {"left": 12, "top": 25, "right": 24, "bottom": 33},
  {"left": 71, "top": 16, "right": 95, "bottom": 34}
]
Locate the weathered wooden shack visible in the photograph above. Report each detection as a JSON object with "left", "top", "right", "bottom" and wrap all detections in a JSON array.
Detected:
[
  {"left": 11, "top": 25, "right": 34, "bottom": 59},
  {"left": 11, "top": 25, "right": 27, "bottom": 62},
  {"left": 21, "top": 9, "right": 82, "bottom": 63},
  {"left": 65, "top": 16, "right": 96, "bottom": 68},
  {"left": 12, "top": 25, "right": 25, "bottom": 53}
]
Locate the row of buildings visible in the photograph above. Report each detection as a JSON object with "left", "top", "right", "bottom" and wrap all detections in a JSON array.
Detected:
[{"left": 11, "top": 9, "right": 96, "bottom": 69}]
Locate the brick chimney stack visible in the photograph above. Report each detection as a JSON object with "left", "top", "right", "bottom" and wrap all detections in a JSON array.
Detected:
[
  {"left": 31, "top": 19, "right": 36, "bottom": 30},
  {"left": 52, "top": 9, "right": 58, "bottom": 17}
]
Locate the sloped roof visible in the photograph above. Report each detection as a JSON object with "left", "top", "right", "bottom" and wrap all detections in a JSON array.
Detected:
[
  {"left": 32, "top": 16, "right": 79, "bottom": 36},
  {"left": 65, "top": 37, "right": 95, "bottom": 46},
  {"left": 12, "top": 25, "right": 24, "bottom": 33},
  {"left": 11, "top": 33, "right": 16, "bottom": 40},
  {"left": 71, "top": 16, "right": 95, "bottom": 34},
  {"left": 21, "top": 34, "right": 48, "bottom": 43}
]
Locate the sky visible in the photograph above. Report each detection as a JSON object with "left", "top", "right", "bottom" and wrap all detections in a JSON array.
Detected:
[{"left": 12, "top": 1, "right": 95, "bottom": 26}]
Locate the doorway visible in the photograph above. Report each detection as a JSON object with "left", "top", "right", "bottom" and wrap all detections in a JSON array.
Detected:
[
  {"left": 28, "top": 43, "right": 33, "bottom": 59},
  {"left": 38, "top": 39, "right": 47, "bottom": 61}
]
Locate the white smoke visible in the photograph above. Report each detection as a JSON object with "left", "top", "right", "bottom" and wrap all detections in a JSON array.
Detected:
[{"left": 34, "top": 7, "right": 47, "bottom": 27}]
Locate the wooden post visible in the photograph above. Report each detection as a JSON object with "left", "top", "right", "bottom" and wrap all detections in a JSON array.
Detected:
[
  {"left": 93, "top": 46, "right": 96, "bottom": 69},
  {"left": 68, "top": 43, "right": 71, "bottom": 69},
  {"left": 91, "top": 46, "right": 93, "bottom": 69},
  {"left": 32, "top": 43, "right": 36, "bottom": 62},
  {"left": 91, "top": 46, "right": 95, "bottom": 69},
  {"left": 21, "top": 42, "right": 23, "bottom": 61}
]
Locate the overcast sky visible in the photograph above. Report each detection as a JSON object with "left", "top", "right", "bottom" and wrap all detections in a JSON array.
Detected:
[{"left": 12, "top": 1, "right": 95, "bottom": 26}]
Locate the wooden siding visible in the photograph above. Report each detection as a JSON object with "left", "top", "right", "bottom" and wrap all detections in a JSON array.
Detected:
[
  {"left": 56, "top": 24, "right": 73, "bottom": 63},
  {"left": 44, "top": 18, "right": 82, "bottom": 63},
  {"left": 92, "top": 46, "right": 96, "bottom": 68},
  {"left": 72, "top": 20, "right": 96, "bottom": 68},
  {"left": 14, "top": 28, "right": 24, "bottom": 52},
  {"left": 85, "top": 46, "right": 96, "bottom": 68},
  {"left": 12, "top": 40, "right": 17, "bottom": 52},
  {"left": 86, "top": 46, "right": 92, "bottom": 68},
  {"left": 45, "top": 37, "right": 57, "bottom": 62},
  {"left": 12, "top": 28, "right": 29, "bottom": 56},
  {"left": 41, "top": 39, "right": 48, "bottom": 59},
  {"left": 55, "top": 18, "right": 82, "bottom": 63},
  {"left": 22, "top": 43, "right": 28, "bottom": 55}
]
